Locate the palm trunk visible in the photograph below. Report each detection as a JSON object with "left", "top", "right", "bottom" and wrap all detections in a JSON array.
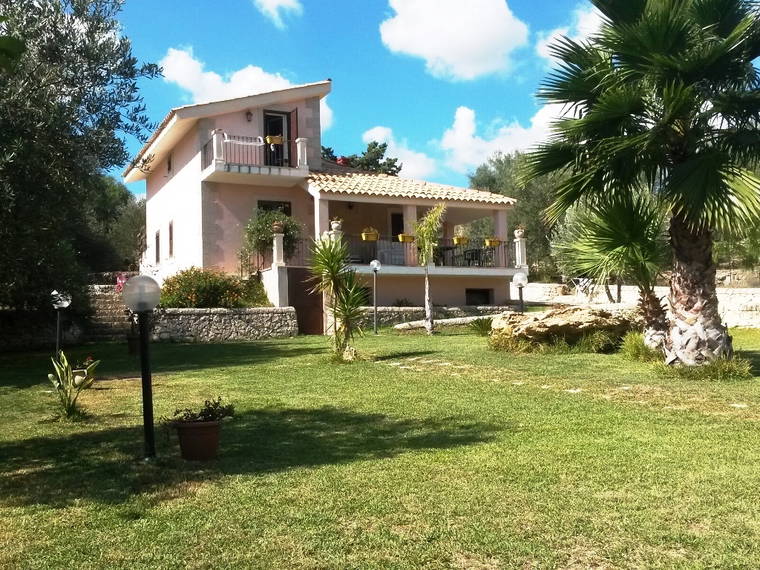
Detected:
[
  {"left": 639, "top": 287, "right": 667, "bottom": 352},
  {"left": 424, "top": 266, "right": 433, "bottom": 335},
  {"left": 665, "top": 215, "right": 732, "bottom": 365}
]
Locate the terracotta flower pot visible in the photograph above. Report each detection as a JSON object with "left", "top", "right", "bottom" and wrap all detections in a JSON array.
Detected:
[
  {"left": 271, "top": 221, "right": 284, "bottom": 233},
  {"left": 175, "top": 421, "right": 221, "bottom": 461}
]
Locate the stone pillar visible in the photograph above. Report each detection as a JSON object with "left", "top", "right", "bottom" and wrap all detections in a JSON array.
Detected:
[
  {"left": 212, "top": 129, "right": 225, "bottom": 166},
  {"left": 296, "top": 138, "right": 308, "bottom": 168},
  {"left": 514, "top": 234, "right": 528, "bottom": 268},
  {"left": 402, "top": 204, "right": 417, "bottom": 266},
  {"left": 314, "top": 195, "right": 329, "bottom": 239},
  {"left": 492, "top": 210, "right": 508, "bottom": 239},
  {"left": 272, "top": 233, "right": 285, "bottom": 266}
]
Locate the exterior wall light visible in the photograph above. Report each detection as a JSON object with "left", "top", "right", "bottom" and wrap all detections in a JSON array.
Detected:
[
  {"left": 51, "top": 290, "right": 72, "bottom": 353},
  {"left": 513, "top": 272, "right": 528, "bottom": 314}
]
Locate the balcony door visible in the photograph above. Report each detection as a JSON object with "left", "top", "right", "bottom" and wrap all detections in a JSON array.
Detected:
[{"left": 264, "top": 109, "right": 298, "bottom": 167}]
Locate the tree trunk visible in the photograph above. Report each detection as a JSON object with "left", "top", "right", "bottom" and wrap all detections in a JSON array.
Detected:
[
  {"left": 639, "top": 288, "right": 667, "bottom": 352},
  {"left": 665, "top": 215, "right": 732, "bottom": 365},
  {"left": 604, "top": 283, "right": 615, "bottom": 303},
  {"left": 424, "top": 266, "right": 433, "bottom": 335}
]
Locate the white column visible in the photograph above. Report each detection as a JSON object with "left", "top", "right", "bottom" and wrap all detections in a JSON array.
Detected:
[
  {"left": 314, "top": 195, "right": 329, "bottom": 239},
  {"left": 272, "top": 233, "right": 285, "bottom": 266},
  {"left": 212, "top": 129, "right": 225, "bottom": 166},
  {"left": 514, "top": 236, "right": 528, "bottom": 268},
  {"left": 296, "top": 137, "right": 308, "bottom": 168}
]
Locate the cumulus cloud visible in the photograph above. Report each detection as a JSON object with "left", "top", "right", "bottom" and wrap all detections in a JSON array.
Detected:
[
  {"left": 362, "top": 126, "right": 437, "bottom": 179},
  {"left": 440, "top": 104, "right": 563, "bottom": 173},
  {"left": 252, "top": 0, "right": 303, "bottom": 29},
  {"left": 380, "top": 0, "right": 529, "bottom": 81},
  {"left": 536, "top": 3, "right": 603, "bottom": 64},
  {"left": 160, "top": 47, "right": 333, "bottom": 130}
]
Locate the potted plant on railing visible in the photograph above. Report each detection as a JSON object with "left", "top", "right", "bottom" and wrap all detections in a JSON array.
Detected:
[
  {"left": 169, "top": 397, "right": 235, "bottom": 461},
  {"left": 484, "top": 237, "right": 502, "bottom": 247},
  {"left": 398, "top": 233, "right": 415, "bottom": 243},
  {"left": 361, "top": 226, "right": 379, "bottom": 241},
  {"left": 453, "top": 229, "right": 469, "bottom": 246}
]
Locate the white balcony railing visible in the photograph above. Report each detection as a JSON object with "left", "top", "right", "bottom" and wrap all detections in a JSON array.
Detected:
[{"left": 202, "top": 130, "right": 308, "bottom": 171}]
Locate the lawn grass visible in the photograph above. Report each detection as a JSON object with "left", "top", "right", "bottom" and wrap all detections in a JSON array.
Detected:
[{"left": 2, "top": 329, "right": 760, "bottom": 568}]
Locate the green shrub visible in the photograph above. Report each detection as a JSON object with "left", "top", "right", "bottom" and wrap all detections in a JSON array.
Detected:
[
  {"left": 48, "top": 350, "right": 100, "bottom": 418},
  {"left": 619, "top": 332, "right": 662, "bottom": 362},
  {"left": 161, "top": 268, "right": 269, "bottom": 308},
  {"left": 468, "top": 317, "right": 493, "bottom": 336},
  {"left": 655, "top": 358, "right": 753, "bottom": 381},
  {"left": 240, "top": 209, "right": 302, "bottom": 272}
]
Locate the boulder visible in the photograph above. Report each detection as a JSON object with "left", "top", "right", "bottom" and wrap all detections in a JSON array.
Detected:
[{"left": 491, "top": 306, "right": 639, "bottom": 344}]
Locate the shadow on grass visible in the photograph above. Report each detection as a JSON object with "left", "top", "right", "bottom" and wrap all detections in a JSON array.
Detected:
[
  {"left": 0, "top": 406, "right": 500, "bottom": 507},
  {"left": 373, "top": 350, "right": 438, "bottom": 362},
  {"left": 738, "top": 350, "right": 760, "bottom": 376},
  {"left": 0, "top": 339, "right": 326, "bottom": 389}
]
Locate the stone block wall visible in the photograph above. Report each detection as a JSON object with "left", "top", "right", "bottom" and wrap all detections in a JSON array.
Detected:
[
  {"left": 357, "top": 306, "right": 513, "bottom": 329},
  {"left": 150, "top": 307, "right": 298, "bottom": 343}
]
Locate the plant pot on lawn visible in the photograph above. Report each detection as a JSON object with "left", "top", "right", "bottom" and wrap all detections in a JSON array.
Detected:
[{"left": 169, "top": 397, "right": 234, "bottom": 461}]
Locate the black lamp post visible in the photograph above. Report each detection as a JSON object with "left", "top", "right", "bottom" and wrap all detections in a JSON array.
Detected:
[
  {"left": 513, "top": 272, "right": 528, "bottom": 314},
  {"left": 50, "top": 290, "right": 71, "bottom": 353},
  {"left": 122, "top": 275, "right": 161, "bottom": 459},
  {"left": 370, "top": 259, "right": 381, "bottom": 335}
]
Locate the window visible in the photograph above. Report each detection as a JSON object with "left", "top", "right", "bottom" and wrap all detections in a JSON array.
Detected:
[
  {"left": 466, "top": 289, "right": 493, "bottom": 306},
  {"left": 168, "top": 221, "right": 174, "bottom": 258},
  {"left": 155, "top": 231, "right": 160, "bottom": 264},
  {"left": 258, "top": 200, "right": 292, "bottom": 216}
]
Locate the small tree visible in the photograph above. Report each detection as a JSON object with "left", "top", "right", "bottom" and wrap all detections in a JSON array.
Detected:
[
  {"left": 240, "top": 209, "right": 301, "bottom": 273},
  {"left": 309, "top": 237, "right": 365, "bottom": 360},
  {"left": 415, "top": 204, "right": 447, "bottom": 335},
  {"left": 552, "top": 195, "right": 669, "bottom": 351}
]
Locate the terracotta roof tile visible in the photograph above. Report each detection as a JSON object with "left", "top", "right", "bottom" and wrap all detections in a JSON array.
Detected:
[{"left": 308, "top": 171, "right": 515, "bottom": 206}]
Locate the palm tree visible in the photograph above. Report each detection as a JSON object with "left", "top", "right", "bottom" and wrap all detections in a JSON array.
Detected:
[
  {"left": 552, "top": 194, "right": 669, "bottom": 350},
  {"left": 415, "top": 204, "right": 447, "bottom": 335},
  {"left": 309, "top": 236, "right": 365, "bottom": 360},
  {"left": 526, "top": 0, "right": 760, "bottom": 365}
]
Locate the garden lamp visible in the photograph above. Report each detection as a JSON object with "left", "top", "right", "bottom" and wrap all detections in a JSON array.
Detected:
[
  {"left": 51, "top": 290, "right": 71, "bottom": 354},
  {"left": 513, "top": 272, "right": 528, "bottom": 314},
  {"left": 370, "top": 260, "right": 381, "bottom": 335},
  {"left": 122, "top": 275, "right": 161, "bottom": 459}
]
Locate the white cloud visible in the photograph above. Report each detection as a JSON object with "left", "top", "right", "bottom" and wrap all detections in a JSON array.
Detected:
[
  {"left": 440, "top": 104, "right": 563, "bottom": 173},
  {"left": 379, "top": 0, "right": 529, "bottom": 81},
  {"left": 160, "top": 47, "right": 333, "bottom": 130},
  {"left": 252, "top": 0, "right": 303, "bottom": 29},
  {"left": 536, "top": 3, "right": 603, "bottom": 64},
  {"left": 362, "top": 126, "right": 437, "bottom": 179}
]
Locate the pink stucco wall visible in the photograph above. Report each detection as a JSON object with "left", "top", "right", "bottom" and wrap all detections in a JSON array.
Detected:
[
  {"left": 202, "top": 182, "right": 314, "bottom": 273},
  {"left": 356, "top": 274, "right": 511, "bottom": 306}
]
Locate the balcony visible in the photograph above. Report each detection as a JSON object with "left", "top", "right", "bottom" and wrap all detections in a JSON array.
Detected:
[{"left": 200, "top": 130, "right": 309, "bottom": 186}]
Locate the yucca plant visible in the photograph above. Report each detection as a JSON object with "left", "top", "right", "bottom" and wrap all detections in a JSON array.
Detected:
[
  {"left": 525, "top": 0, "right": 760, "bottom": 365},
  {"left": 309, "top": 236, "right": 364, "bottom": 360},
  {"left": 552, "top": 193, "right": 669, "bottom": 350},
  {"left": 415, "top": 204, "right": 447, "bottom": 335},
  {"left": 48, "top": 350, "right": 100, "bottom": 418}
]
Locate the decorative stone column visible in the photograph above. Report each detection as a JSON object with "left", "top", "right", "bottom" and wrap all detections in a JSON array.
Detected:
[
  {"left": 513, "top": 229, "right": 527, "bottom": 269},
  {"left": 272, "top": 232, "right": 285, "bottom": 267}
]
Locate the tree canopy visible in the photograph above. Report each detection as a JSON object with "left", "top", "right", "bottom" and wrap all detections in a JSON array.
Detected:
[
  {"left": 0, "top": 0, "right": 159, "bottom": 310},
  {"left": 321, "top": 141, "right": 401, "bottom": 175}
]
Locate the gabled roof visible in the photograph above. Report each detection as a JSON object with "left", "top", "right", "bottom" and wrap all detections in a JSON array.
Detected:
[
  {"left": 308, "top": 171, "right": 515, "bottom": 206},
  {"left": 123, "top": 80, "right": 332, "bottom": 182}
]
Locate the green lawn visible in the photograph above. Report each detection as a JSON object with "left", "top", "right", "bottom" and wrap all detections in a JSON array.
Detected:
[{"left": 2, "top": 329, "right": 760, "bottom": 568}]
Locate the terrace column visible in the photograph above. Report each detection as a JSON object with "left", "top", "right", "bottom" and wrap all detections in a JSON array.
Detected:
[
  {"left": 314, "top": 195, "right": 330, "bottom": 239},
  {"left": 492, "top": 210, "right": 508, "bottom": 240},
  {"left": 403, "top": 204, "right": 418, "bottom": 266}
]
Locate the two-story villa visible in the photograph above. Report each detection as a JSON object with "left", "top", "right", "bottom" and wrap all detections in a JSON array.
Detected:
[{"left": 123, "top": 80, "right": 527, "bottom": 333}]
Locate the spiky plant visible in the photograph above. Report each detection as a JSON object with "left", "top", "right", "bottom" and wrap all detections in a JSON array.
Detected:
[
  {"left": 525, "top": 0, "right": 760, "bottom": 365},
  {"left": 309, "top": 236, "right": 364, "bottom": 359},
  {"left": 552, "top": 194, "right": 669, "bottom": 350},
  {"left": 415, "top": 204, "right": 447, "bottom": 335}
]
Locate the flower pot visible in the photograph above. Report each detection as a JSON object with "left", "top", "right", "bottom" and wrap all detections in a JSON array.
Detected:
[
  {"left": 271, "top": 221, "right": 284, "bottom": 233},
  {"left": 175, "top": 421, "right": 221, "bottom": 461},
  {"left": 398, "top": 233, "right": 415, "bottom": 243},
  {"left": 453, "top": 236, "right": 469, "bottom": 246},
  {"left": 331, "top": 220, "right": 342, "bottom": 231},
  {"left": 484, "top": 238, "right": 502, "bottom": 247},
  {"left": 514, "top": 228, "right": 525, "bottom": 239},
  {"left": 361, "top": 232, "right": 379, "bottom": 242}
]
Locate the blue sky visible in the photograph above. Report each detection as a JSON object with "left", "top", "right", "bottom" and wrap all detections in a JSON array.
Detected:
[{"left": 117, "top": 0, "right": 601, "bottom": 195}]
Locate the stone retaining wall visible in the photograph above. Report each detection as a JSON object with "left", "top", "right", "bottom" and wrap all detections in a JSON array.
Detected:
[
  {"left": 358, "top": 306, "right": 513, "bottom": 329},
  {"left": 150, "top": 307, "right": 298, "bottom": 342}
]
